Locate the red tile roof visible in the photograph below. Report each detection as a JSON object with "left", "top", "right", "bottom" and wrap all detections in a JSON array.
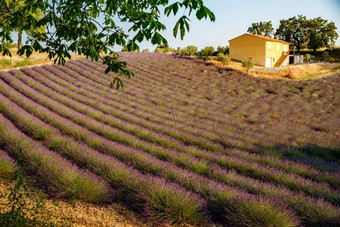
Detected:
[{"left": 229, "top": 33, "right": 290, "bottom": 44}]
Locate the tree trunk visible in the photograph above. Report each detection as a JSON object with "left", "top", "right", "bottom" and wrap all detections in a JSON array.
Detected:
[
  {"left": 17, "top": 31, "right": 22, "bottom": 50},
  {"left": 296, "top": 41, "right": 301, "bottom": 54},
  {"left": 296, "top": 46, "right": 301, "bottom": 54},
  {"left": 313, "top": 47, "right": 317, "bottom": 54}
]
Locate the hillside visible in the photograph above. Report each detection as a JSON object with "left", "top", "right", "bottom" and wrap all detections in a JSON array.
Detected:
[{"left": 0, "top": 52, "right": 339, "bottom": 226}]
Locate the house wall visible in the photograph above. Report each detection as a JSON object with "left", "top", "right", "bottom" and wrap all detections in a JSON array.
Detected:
[
  {"left": 265, "top": 42, "right": 290, "bottom": 67},
  {"left": 229, "top": 35, "right": 266, "bottom": 67}
]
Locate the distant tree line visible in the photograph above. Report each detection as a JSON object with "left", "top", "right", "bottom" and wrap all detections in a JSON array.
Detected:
[
  {"left": 152, "top": 44, "right": 231, "bottom": 64},
  {"left": 247, "top": 15, "right": 338, "bottom": 53}
]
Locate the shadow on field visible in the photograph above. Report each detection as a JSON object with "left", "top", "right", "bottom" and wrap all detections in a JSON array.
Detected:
[{"left": 268, "top": 144, "right": 340, "bottom": 172}]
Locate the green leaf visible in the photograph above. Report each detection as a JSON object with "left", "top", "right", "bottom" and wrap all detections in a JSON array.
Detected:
[
  {"left": 4, "top": 0, "right": 9, "bottom": 8},
  {"left": 17, "top": 45, "right": 34, "bottom": 58},
  {"left": 184, "top": 19, "right": 190, "bottom": 31},
  {"left": 2, "top": 48, "right": 12, "bottom": 57},
  {"left": 173, "top": 2, "right": 179, "bottom": 15},
  {"left": 105, "top": 67, "right": 110, "bottom": 74},
  {"left": 196, "top": 6, "right": 206, "bottom": 20},
  {"left": 173, "top": 20, "right": 180, "bottom": 38},
  {"left": 134, "top": 31, "right": 144, "bottom": 42},
  {"left": 151, "top": 32, "right": 161, "bottom": 44},
  {"left": 126, "top": 40, "right": 139, "bottom": 51},
  {"left": 32, "top": 41, "right": 43, "bottom": 52},
  {"left": 180, "top": 24, "right": 185, "bottom": 40},
  {"left": 164, "top": 2, "right": 181, "bottom": 16},
  {"left": 110, "top": 77, "right": 124, "bottom": 90},
  {"left": 208, "top": 9, "right": 216, "bottom": 22}
]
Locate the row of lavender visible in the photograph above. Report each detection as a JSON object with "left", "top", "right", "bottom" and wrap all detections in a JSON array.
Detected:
[
  {"left": 130, "top": 54, "right": 338, "bottom": 131},
  {"left": 78, "top": 54, "right": 339, "bottom": 170},
  {"left": 21, "top": 63, "right": 339, "bottom": 188},
  {"left": 0, "top": 73, "right": 298, "bottom": 226},
  {"left": 0, "top": 52, "right": 339, "bottom": 225},
  {"left": 83, "top": 55, "right": 336, "bottom": 160},
  {"left": 45, "top": 57, "right": 340, "bottom": 178},
  {"left": 0, "top": 70, "right": 333, "bottom": 225},
  {"left": 115, "top": 54, "right": 339, "bottom": 165},
  {"left": 11, "top": 62, "right": 339, "bottom": 196},
  {"left": 119, "top": 53, "right": 339, "bottom": 148},
  {"left": 0, "top": 149, "right": 17, "bottom": 180},
  {"left": 4, "top": 67, "right": 339, "bottom": 204},
  {"left": 71, "top": 57, "right": 332, "bottom": 160}
]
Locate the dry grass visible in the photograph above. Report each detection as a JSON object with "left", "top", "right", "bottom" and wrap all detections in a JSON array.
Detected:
[
  {"left": 285, "top": 63, "right": 340, "bottom": 79},
  {"left": 205, "top": 58, "right": 340, "bottom": 80},
  {"left": 0, "top": 180, "right": 149, "bottom": 227},
  {"left": 0, "top": 48, "right": 82, "bottom": 70}
]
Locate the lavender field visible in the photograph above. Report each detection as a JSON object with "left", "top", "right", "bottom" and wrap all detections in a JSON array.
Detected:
[{"left": 0, "top": 52, "right": 339, "bottom": 226}]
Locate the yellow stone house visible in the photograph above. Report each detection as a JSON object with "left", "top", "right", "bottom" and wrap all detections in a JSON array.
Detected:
[{"left": 229, "top": 33, "right": 290, "bottom": 67}]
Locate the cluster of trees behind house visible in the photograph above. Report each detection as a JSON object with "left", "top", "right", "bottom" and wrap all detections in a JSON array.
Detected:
[{"left": 248, "top": 15, "right": 338, "bottom": 53}]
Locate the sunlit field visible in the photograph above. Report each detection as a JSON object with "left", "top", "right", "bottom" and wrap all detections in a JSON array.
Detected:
[{"left": 0, "top": 52, "right": 339, "bottom": 226}]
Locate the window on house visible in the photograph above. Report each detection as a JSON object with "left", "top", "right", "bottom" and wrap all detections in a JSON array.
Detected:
[
  {"left": 284, "top": 45, "right": 287, "bottom": 52},
  {"left": 277, "top": 44, "right": 279, "bottom": 51},
  {"left": 268, "top": 43, "right": 271, "bottom": 50}
]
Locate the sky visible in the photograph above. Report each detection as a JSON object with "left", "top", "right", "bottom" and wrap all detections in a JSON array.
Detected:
[{"left": 137, "top": 0, "right": 340, "bottom": 51}]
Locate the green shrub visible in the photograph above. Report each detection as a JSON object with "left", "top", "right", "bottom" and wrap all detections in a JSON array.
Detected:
[
  {"left": 217, "top": 46, "right": 229, "bottom": 54},
  {"left": 185, "top": 45, "right": 198, "bottom": 56},
  {"left": 155, "top": 45, "right": 175, "bottom": 54},
  {"left": 241, "top": 58, "right": 255, "bottom": 72},
  {"left": 198, "top": 46, "right": 215, "bottom": 62},
  {"left": 322, "top": 51, "right": 329, "bottom": 58},
  {"left": 328, "top": 57, "right": 335, "bottom": 63},
  {"left": 217, "top": 53, "right": 231, "bottom": 66},
  {"left": 177, "top": 46, "right": 198, "bottom": 56}
]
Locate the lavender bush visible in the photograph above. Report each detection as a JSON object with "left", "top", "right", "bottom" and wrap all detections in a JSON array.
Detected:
[
  {"left": 0, "top": 52, "right": 339, "bottom": 226},
  {"left": 0, "top": 149, "right": 17, "bottom": 180}
]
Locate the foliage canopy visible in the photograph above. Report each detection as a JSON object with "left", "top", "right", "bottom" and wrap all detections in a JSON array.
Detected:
[
  {"left": 247, "top": 21, "right": 274, "bottom": 37},
  {"left": 197, "top": 46, "right": 214, "bottom": 62},
  {"left": 275, "top": 15, "right": 338, "bottom": 53},
  {"left": 177, "top": 45, "right": 198, "bottom": 56},
  {"left": 216, "top": 45, "right": 229, "bottom": 55},
  {"left": 275, "top": 15, "right": 309, "bottom": 53},
  {"left": 155, "top": 44, "right": 175, "bottom": 54},
  {"left": 0, "top": 0, "right": 215, "bottom": 88},
  {"left": 307, "top": 17, "right": 338, "bottom": 53},
  {"left": 0, "top": 0, "right": 45, "bottom": 49}
]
